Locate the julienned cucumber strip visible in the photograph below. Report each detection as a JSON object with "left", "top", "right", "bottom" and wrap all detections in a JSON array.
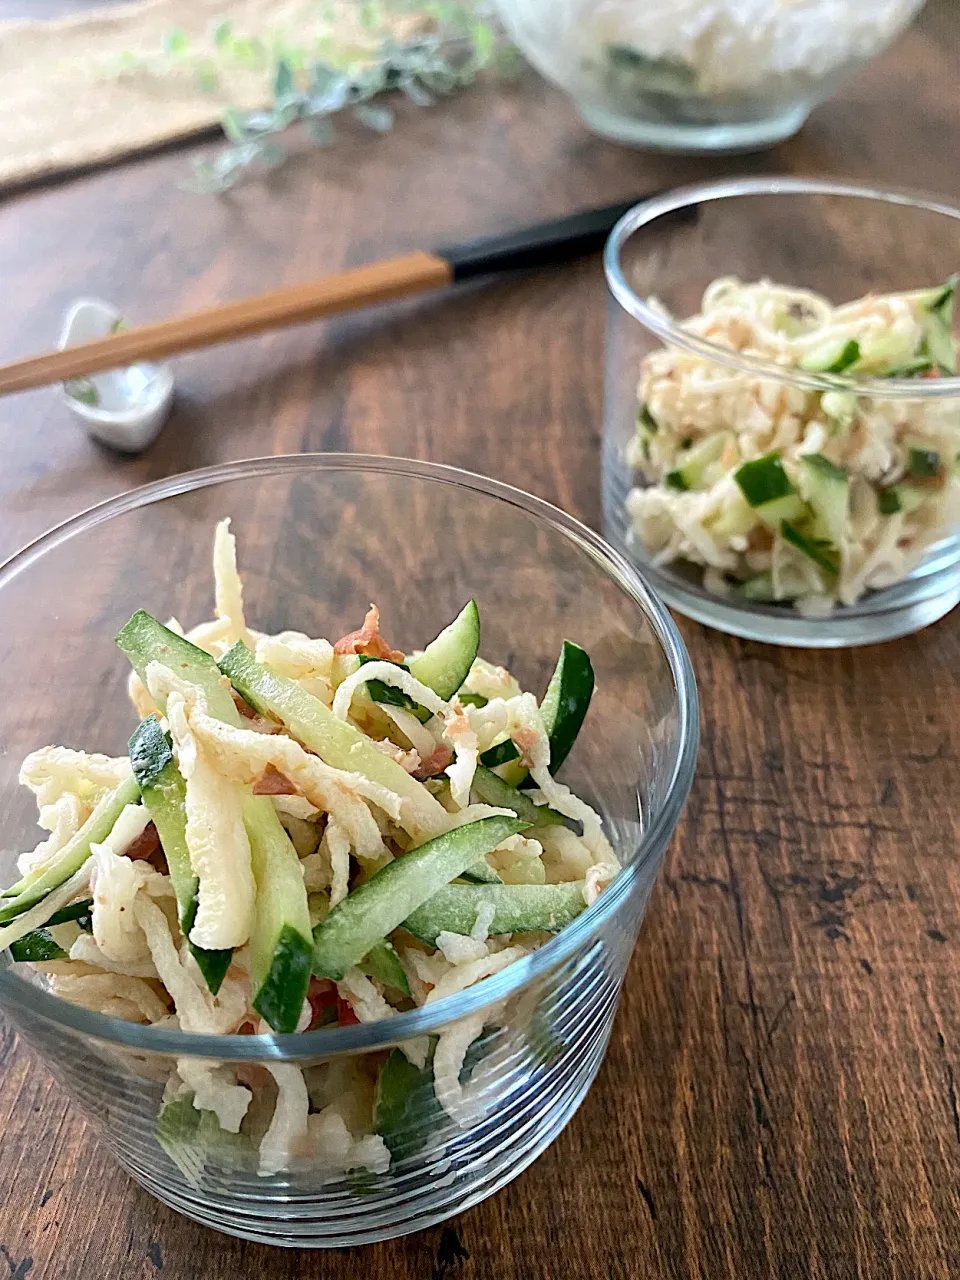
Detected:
[
  {"left": 241, "top": 796, "right": 313, "bottom": 1032},
  {"left": 780, "top": 520, "right": 840, "bottom": 576},
  {"left": 46, "top": 899, "right": 93, "bottom": 929},
  {"left": 537, "top": 641, "right": 595, "bottom": 775},
  {"left": 374, "top": 1049, "right": 438, "bottom": 1158},
  {"left": 477, "top": 642, "right": 595, "bottom": 786},
  {"left": 478, "top": 739, "right": 521, "bottom": 769},
  {"left": 129, "top": 716, "right": 232, "bottom": 996},
  {"left": 219, "top": 641, "right": 447, "bottom": 841},
  {"left": 922, "top": 275, "right": 958, "bottom": 374},
  {"left": 117, "top": 613, "right": 308, "bottom": 1027},
  {"left": 116, "top": 611, "right": 241, "bottom": 726},
  {"left": 357, "top": 655, "right": 429, "bottom": 721},
  {"left": 360, "top": 938, "right": 411, "bottom": 996},
  {"left": 0, "top": 773, "right": 141, "bottom": 919},
  {"left": 470, "top": 764, "right": 569, "bottom": 830},
  {"left": 799, "top": 337, "right": 860, "bottom": 374},
  {"left": 312, "top": 815, "right": 527, "bottom": 980},
  {"left": 458, "top": 862, "right": 503, "bottom": 885},
  {"left": 407, "top": 600, "right": 480, "bottom": 701},
  {"left": 9, "top": 928, "right": 67, "bottom": 963},
  {"left": 402, "top": 882, "right": 587, "bottom": 947},
  {"left": 156, "top": 1095, "right": 250, "bottom": 1189}
]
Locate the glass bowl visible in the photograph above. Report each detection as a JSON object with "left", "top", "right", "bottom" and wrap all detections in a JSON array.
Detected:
[
  {"left": 495, "top": 0, "right": 926, "bottom": 153},
  {"left": 0, "top": 454, "right": 698, "bottom": 1247},
  {"left": 602, "top": 177, "right": 960, "bottom": 647}
]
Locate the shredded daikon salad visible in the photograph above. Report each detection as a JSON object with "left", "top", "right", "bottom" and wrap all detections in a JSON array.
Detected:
[
  {"left": 626, "top": 276, "right": 960, "bottom": 612},
  {"left": 0, "top": 521, "right": 618, "bottom": 1181}
]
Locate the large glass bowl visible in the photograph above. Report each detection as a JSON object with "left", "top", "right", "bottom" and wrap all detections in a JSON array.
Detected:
[
  {"left": 0, "top": 455, "right": 698, "bottom": 1247},
  {"left": 602, "top": 178, "right": 960, "bottom": 647},
  {"left": 496, "top": 0, "right": 926, "bottom": 152}
]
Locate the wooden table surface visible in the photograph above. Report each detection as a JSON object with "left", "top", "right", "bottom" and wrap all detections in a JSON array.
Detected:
[{"left": 1, "top": 3, "right": 959, "bottom": 1277}]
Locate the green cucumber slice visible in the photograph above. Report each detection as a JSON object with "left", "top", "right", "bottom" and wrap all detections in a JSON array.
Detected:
[
  {"left": 907, "top": 447, "right": 941, "bottom": 478},
  {"left": 470, "top": 764, "right": 567, "bottom": 829},
  {"left": 707, "top": 490, "right": 757, "bottom": 541},
  {"left": 755, "top": 493, "right": 807, "bottom": 531},
  {"left": 880, "top": 483, "right": 927, "bottom": 515},
  {"left": 219, "top": 641, "right": 446, "bottom": 842},
  {"left": 458, "top": 862, "right": 503, "bottom": 885},
  {"left": 9, "top": 928, "right": 68, "bottom": 963},
  {"left": 780, "top": 520, "right": 840, "bottom": 577},
  {"left": 117, "top": 611, "right": 240, "bottom": 726},
  {"left": 799, "top": 338, "right": 860, "bottom": 374},
  {"left": 130, "top": 716, "right": 232, "bottom": 995},
  {"left": 638, "top": 404, "right": 659, "bottom": 434},
  {"left": 665, "top": 432, "right": 733, "bottom": 493},
  {"left": 407, "top": 600, "right": 480, "bottom": 701},
  {"left": 921, "top": 275, "right": 957, "bottom": 374},
  {"left": 884, "top": 358, "right": 934, "bottom": 378},
  {"left": 877, "top": 487, "right": 902, "bottom": 515},
  {"left": 736, "top": 573, "right": 776, "bottom": 603},
  {"left": 46, "top": 899, "right": 93, "bottom": 929},
  {"left": 537, "top": 641, "right": 595, "bottom": 775},
  {"left": 312, "top": 815, "right": 526, "bottom": 980},
  {"left": 478, "top": 739, "right": 521, "bottom": 769},
  {"left": 374, "top": 1049, "right": 438, "bottom": 1159},
  {"left": 241, "top": 796, "right": 313, "bottom": 1033},
  {"left": 357, "top": 655, "right": 425, "bottom": 715},
  {"left": 0, "top": 773, "right": 141, "bottom": 920},
  {"left": 478, "top": 641, "right": 594, "bottom": 785},
  {"left": 800, "top": 454, "right": 849, "bottom": 545},
  {"left": 118, "top": 613, "right": 309, "bottom": 1030},
  {"left": 359, "top": 938, "right": 411, "bottom": 996},
  {"left": 402, "top": 881, "right": 587, "bottom": 947},
  {"left": 734, "top": 452, "right": 795, "bottom": 508}
]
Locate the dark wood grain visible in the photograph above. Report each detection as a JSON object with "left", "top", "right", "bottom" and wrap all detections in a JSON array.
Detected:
[{"left": 1, "top": 3, "right": 959, "bottom": 1277}]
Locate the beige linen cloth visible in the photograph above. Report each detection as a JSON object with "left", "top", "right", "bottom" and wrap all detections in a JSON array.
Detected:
[{"left": 0, "top": 0, "right": 424, "bottom": 190}]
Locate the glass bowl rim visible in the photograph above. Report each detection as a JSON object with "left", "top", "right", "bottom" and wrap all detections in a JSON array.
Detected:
[
  {"left": 0, "top": 453, "right": 699, "bottom": 1060},
  {"left": 604, "top": 175, "right": 960, "bottom": 400}
]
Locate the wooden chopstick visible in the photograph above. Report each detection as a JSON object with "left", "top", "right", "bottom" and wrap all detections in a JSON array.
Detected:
[
  {"left": 0, "top": 252, "right": 453, "bottom": 396},
  {"left": 0, "top": 193, "right": 680, "bottom": 398}
]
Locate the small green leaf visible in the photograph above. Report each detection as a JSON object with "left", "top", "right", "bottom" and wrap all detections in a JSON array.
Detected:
[
  {"left": 231, "top": 35, "right": 265, "bottom": 68},
  {"left": 471, "top": 20, "right": 495, "bottom": 65},
  {"left": 359, "top": 0, "right": 382, "bottom": 32},
  {"left": 194, "top": 59, "right": 220, "bottom": 93},
  {"left": 163, "top": 28, "right": 190, "bottom": 59},
  {"left": 212, "top": 19, "right": 233, "bottom": 50},
  {"left": 111, "top": 318, "right": 129, "bottom": 334},
  {"left": 222, "top": 107, "right": 248, "bottom": 143},
  {"left": 273, "top": 57, "right": 296, "bottom": 104},
  {"left": 65, "top": 378, "right": 99, "bottom": 407}
]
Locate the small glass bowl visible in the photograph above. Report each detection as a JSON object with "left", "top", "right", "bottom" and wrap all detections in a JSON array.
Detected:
[
  {"left": 602, "top": 178, "right": 960, "bottom": 648},
  {"left": 495, "top": 0, "right": 925, "bottom": 153},
  {"left": 0, "top": 455, "right": 697, "bottom": 1246}
]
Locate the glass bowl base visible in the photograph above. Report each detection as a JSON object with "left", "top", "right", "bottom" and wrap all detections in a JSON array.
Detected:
[
  {"left": 642, "top": 570, "right": 960, "bottom": 647},
  {"left": 576, "top": 101, "right": 809, "bottom": 152},
  {"left": 113, "top": 1048, "right": 607, "bottom": 1247}
]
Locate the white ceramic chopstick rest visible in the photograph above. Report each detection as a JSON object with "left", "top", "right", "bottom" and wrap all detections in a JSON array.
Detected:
[{"left": 58, "top": 298, "right": 174, "bottom": 453}]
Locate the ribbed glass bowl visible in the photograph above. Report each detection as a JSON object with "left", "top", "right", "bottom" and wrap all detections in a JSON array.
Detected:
[
  {"left": 0, "top": 455, "right": 698, "bottom": 1247},
  {"left": 602, "top": 178, "right": 960, "bottom": 647}
]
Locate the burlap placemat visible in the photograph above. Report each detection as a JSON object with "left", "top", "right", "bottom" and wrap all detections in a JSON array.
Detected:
[{"left": 0, "top": 0, "right": 425, "bottom": 190}]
